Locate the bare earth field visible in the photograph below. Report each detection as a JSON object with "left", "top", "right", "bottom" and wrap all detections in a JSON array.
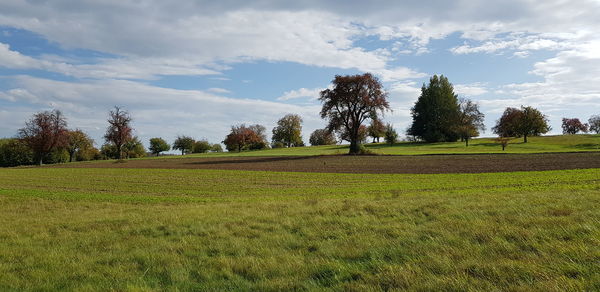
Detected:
[{"left": 52, "top": 152, "right": 600, "bottom": 174}]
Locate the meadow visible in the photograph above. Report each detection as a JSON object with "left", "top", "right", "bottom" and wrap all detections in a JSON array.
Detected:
[
  {"left": 180, "top": 134, "right": 600, "bottom": 157},
  {"left": 1, "top": 166, "right": 599, "bottom": 290}
]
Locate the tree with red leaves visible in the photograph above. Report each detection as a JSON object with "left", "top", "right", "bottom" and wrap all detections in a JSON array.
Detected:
[
  {"left": 18, "top": 109, "right": 68, "bottom": 165},
  {"left": 319, "top": 73, "right": 390, "bottom": 154},
  {"left": 223, "top": 124, "right": 268, "bottom": 152},
  {"left": 561, "top": 118, "right": 588, "bottom": 134},
  {"left": 104, "top": 106, "right": 132, "bottom": 160}
]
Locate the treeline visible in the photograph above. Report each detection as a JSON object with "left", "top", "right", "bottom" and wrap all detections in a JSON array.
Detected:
[{"left": 2, "top": 73, "right": 599, "bottom": 166}]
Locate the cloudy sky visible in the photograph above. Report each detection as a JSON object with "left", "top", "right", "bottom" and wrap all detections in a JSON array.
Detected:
[{"left": 1, "top": 0, "right": 599, "bottom": 149}]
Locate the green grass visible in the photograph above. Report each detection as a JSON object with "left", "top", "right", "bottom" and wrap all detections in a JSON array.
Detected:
[
  {"left": 0, "top": 167, "right": 599, "bottom": 290},
  {"left": 175, "top": 134, "right": 600, "bottom": 158}
]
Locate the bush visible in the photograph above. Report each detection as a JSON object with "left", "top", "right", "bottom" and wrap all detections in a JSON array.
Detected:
[
  {"left": 193, "top": 140, "right": 211, "bottom": 153},
  {"left": 272, "top": 141, "right": 285, "bottom": 148},
  {"left": 384, "top": 124, "right": 398, "bottom": 145},
  {"left": 0, "top": 138, "right": 33, "bottom": 167},
  {"left": 211, "top": 144, "right": 223, "bottom": 153}
]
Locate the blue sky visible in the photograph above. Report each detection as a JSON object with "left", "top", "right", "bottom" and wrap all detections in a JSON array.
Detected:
[{"left": 1, "top": 0, "right": 599, "bottom": 149}]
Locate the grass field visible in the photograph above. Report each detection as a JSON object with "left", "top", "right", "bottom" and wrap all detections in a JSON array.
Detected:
[
  {"left": 1, "top": 166, "right": 599, "bottom": 290},
  {"left": 178, "top": 134, "right": 600, "bottom": 157}
]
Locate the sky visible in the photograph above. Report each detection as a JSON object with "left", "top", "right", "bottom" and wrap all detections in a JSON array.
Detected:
[{"left": 1, "top": 0, "right": 599, "bottom": 150}]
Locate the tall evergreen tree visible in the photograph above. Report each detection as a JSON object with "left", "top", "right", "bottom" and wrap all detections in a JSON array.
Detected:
[{"left": 407, "top": 75, "right": 460, "bottom": 142}]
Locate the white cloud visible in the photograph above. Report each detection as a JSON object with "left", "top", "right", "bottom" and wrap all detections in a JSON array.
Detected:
[
  {"left": 0, "top": 43, "right": 42, "bottom": 69},
  {"left": 454, "top": 83, "right": 489, "bottom": 96},
  {"left": 277, "top": 87, "right": 324, "bottom": 101},
  {"left": 2, "top": 0, "right": 600, "bottom": 140},
  {"left": 0, "top": 76, "right": 326, "bottom": 146},
  {"left": 0, "top": 42, "right": 222, "bottom": 79},
  {"left": 207, "top": 88, "right": 231, "bottom": 94}
]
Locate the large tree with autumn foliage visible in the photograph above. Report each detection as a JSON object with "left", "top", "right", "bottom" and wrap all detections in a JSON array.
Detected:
[
  {"left": 18, "top": 109, "right": 68, "bottom": 165},
  {"left": 104, "top": 106, "right": 133, "bottom": 159},
  {"left": 319, "top": 73, "right": 390, "bottom": 154}
]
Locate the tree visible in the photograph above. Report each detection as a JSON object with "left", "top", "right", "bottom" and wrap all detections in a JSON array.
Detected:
[
  {"left": 100, "top": 143, "right": 118, "bottom": 159},
  {"left": 408, "top": 75, "right": 461, "bottom": 142},
  {"left": 339, "top": 125, "right": 368, "bottom": 144},
  {"left": 211, "top": 143, "right": 223, "bottom": 152},
  {"left": 493, "top": 106, "right": 550, "bottom": 143},
  {"left": 587, "top": 115, "right": 600, "bottom": 134},
  {"left": 495, "top": 137, "right": 510, "bottom": 151},
  {"left": 104, "top": 106, "right": 132, "bottom": 159},
  {"left": 223, "top": 124, "right": 268, "bottom": 152},
  {"left": 492, "top": 107, "right": 521, "bottom": 138},
  {"left": 66, "top": 129, "right": 94, "bottom": 162},
  {"left": 173, "top": 135, "right": 195, "bottom": 155},
  {"left": 18, "top": 109, "right": 68, "bottom": 165},
  {"left": 193, "top": 140, "right": 211, "bottom": 153},
  {"left": 272, "top": 114, "right": 304, "bottom": 147},
  {"left": 122, "top": 136, "right": 146, "bottom": 159},
  {"left": 561, "top": 118, "right": 588, "bottom": 135},
  {"left": 319, "top": 73, "right": 390, "bottom": 154},
  {"left": 309, "top": 129, "right": 337, "bottom": 146},
  {"left": 76, "top": 146, "right": 101, "bottom": 161},
  {"left": 518, "top": 106, "right": 551, "bottom": 143},
  {"left": 0, "top": 138, "right": 33, "bottom": 167},
  {"left": 149, "top": 137, "right": 170, "bottom": 156},
  {"left": 456, "top": 98, "right": 485, "bottom": 146},
  {"left": 384, "top": 123, "right": 398, "bottom": 145},
  {"left": 368, "top": 118, "right": 385, "bottom": 143},
  {"left": 247, "top": 124, "right": 269, "bottom": 150}
]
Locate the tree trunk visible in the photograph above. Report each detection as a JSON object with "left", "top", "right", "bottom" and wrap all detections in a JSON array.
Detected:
[
  {"left": 465, "top": 138, "right": 469, "bottom": 147},
  {"left": 349, "top": 139, "right": 360, "bottom": 154},
  {"left": 523, "top": 135, "right": 528, "bottom": 143},
  {"left": 69, "top": 152, "right": 74, "bottom": 162},
  {"left": 502, "top": 144, "right": 506, "bottom": 151},
  {"left": 116, "top": 144, "right": 122, "bottom": 159},
  {"left": 38, "top": 157, "right": 43, "bottom": 166}
]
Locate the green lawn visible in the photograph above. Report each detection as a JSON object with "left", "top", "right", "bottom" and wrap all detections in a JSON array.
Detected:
[
  {"left": 176, "top": 134, "right": 600, "bottom": 158},
  {"left": 0, "top": 167, "right": 599, "bottom": 290}
]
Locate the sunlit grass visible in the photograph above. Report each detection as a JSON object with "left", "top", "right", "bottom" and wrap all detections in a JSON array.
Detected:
[
  {"left": 174, "top": 134, "right": 600, "bottom": 158},
  {"left": 0, "top": 167, "right": 599, "bottom": 290}
]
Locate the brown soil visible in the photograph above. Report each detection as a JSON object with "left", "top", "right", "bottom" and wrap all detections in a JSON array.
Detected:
[{"left": 52, "top": 152, "right": 600, "bottom": 174}]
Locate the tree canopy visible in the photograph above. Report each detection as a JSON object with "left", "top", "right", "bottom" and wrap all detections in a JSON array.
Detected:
[
  {"left": 493, "top": 106, "right": 550, "bottom": 143},
  {"left": 18, "top": 109, "right": 68, "bottom": 165},
  {"left": 104, "top": 106, "right": 133, "bottom": 159},
  {"left": 122, "top": 136, "right": 146, "bottom": 159},
  {"left": 193, "top": 140, "right": 211, "bottom": 153},
  {"left": 368, "top": 118, "right": 385, "bottom": 143},
  {"left": 408, "top": 75, "right": 461, "bottom": 142},
  {"left": 561, "top": 118, "right": 588, "bottom": 134},
  {"left": 588, "top": 115, "right": 600, "bottom": 134},
  {"left": 272, "top": 114, "right": 304, "bottom": 147},
  {"left": 309, "top": 129, "right": 337, "bottom": 146},
  {"left": 172, "top": 135, "right": 195, "bottom": 155},
  {"left": 319, "top": 73, "right": 389, "bottom": 154},
  {"left": 384, "top": 123, "right": 398, "bottom": 145},
  {"left": 66, "top": 129, "right": 94, "bottom": 162},
  {"left": 149, "top": 137, "right": 170, "bottom": 156},
  {"left": 456, "top": 98, "right": 485, "bottom": 146},
  {"left": 223, "top": 124, "right": 269, "bottom": 152}
]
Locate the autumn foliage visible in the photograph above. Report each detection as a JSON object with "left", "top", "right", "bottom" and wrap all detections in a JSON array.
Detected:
[{"left": 18, "top": 109, "right": 68, "bottom": 165}]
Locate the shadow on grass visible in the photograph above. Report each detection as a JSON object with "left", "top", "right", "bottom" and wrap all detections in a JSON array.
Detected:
[{"left": 573, "top": 143, "right": 600, "bottom": 149}]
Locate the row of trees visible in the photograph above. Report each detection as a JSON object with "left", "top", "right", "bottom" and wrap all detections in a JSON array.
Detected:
[
  {"left": 3, "top": 73, "right": 599, "bottom": 165},
  {"left": 0, "top": 107, "right": 146, "bottom": 166},
  {"left": 152, "top": 136, "right": 222, "bottom": 156}
]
